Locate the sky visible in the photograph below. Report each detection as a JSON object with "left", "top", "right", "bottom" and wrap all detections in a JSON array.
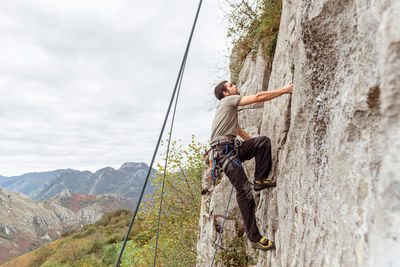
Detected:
[{"left": 0, "top": 0, "right": 233, "bottom": 176}]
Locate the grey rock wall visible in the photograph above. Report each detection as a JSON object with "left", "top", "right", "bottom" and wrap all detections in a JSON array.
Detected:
[{"left": 197, "top": 0, "right": 400, "bottom": 266}]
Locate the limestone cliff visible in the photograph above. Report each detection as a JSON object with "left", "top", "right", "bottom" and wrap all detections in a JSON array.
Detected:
[{"left": 197, "top": 0, "right": 400, "bottom": 266}]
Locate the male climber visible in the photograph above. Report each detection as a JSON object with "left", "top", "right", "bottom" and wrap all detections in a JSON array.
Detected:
[{"left": 210, "top": 81, "right": 293, "bottom": 251}]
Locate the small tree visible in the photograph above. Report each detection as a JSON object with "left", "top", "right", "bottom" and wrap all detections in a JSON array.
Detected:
[{"left": 126, "top": 135, "right": 207, "bottom": 266}]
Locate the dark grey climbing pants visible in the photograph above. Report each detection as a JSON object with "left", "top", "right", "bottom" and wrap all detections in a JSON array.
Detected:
[{"left": 220, "top": 136, "right": 272, "bottom": 242}]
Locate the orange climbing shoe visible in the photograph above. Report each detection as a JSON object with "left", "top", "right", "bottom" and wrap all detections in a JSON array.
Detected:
[
  {"left": 253, "top": 178, "right": 276, "bottom": 191},
  {"left": 252, "top": 237, "right": 275, "bottom": 251}
]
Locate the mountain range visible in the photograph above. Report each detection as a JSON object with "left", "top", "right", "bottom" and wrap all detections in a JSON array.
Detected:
[{"left": 0, "top": 162, "right": 156, "bottom": 202}]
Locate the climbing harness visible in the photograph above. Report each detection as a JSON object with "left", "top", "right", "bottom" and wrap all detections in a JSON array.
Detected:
[
  {"left": 208, "top": 137, "right": 242, "bottom": 184},
  {"left": 114, "top": 0, "right": 203, "bottom": 266}
]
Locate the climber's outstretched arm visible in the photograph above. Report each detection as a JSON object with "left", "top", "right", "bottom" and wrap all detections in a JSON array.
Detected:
[
  {"left": 238, "top": 83, "right": 293, "bottom": 106},
  {"left": 238, "top": 126, "right": 252, "bottom": 141}
]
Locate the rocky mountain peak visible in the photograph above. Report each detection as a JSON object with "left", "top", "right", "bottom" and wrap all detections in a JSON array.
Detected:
[
  {"left": 120, "top": 162, "right": 148, "bottom": 170},
  {"left": 94, "top": 167, "right": 115, "bottom": 175},
  {"left": 58, "top": 189, "right": 72, "bottom": 200}
]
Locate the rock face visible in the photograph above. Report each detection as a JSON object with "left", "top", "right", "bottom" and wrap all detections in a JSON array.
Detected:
[
  {"left": 197, "top": 1, "right": 400, "bottom": 266},
  {"left": 0, "top": 187, "right": 134, "bottom": 264}
]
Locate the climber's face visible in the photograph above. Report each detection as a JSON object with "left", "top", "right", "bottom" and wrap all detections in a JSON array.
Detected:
[{"left": 223, "top": 82, "right": 240, "bottom": 97}]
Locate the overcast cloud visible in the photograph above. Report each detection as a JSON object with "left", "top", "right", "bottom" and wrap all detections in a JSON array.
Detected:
[{"left": 0, "top": 0, "right": 232, "bottom": 176}]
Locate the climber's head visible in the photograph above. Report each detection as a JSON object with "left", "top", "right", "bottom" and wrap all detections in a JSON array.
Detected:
[{"left": 214, "top": 81, "right": 240, "bottom": 100}]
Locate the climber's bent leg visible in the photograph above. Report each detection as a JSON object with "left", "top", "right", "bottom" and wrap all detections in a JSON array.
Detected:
[
  {"left": 238, "top": 136, "right": 272, "bottom": 181},
  {"left": 224, "top": 157, "right": 262, "bottom": 242}
]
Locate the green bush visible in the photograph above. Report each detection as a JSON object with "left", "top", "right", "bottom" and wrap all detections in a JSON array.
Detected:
[
  {"left": 71, "top": 232, "right": 82, "bottom": 239},
  {"left": 56, "top": 239, "right": 66, "bottom": 249},
  {"left": 106, "top": 234, "right": 123, "bottom": 244},
  {"left": 225, "top": 0, "right": 282, "bottom": 83},
  {"left": 101, "top": 244, "right": 118, "bottom": 266},
  {"left": 58, "top": 243, "right": 87, "bottom": 264},
  {"left": 61, "top": 228, "right": 78, "bottom": 238},
  {"left": 95, "top": 209, "right": 132, "bottom": 227},
  {"left": 86, "top": 238, "right": 103, "bottom": 254},
  {"left": 28, "top": 246, "right": 53, "bottom": 267},
  {"left": 217, "top": 237, "right": 254, "bottom": 266},
  {"left": 0, "top": 232, "right": 13, "bottom": 240},
  {"left": 41, "top": 261, "right": 64, "bottom": 267},
  {"left": 81, "top": 227, "right": 96, "bottom": 238}
]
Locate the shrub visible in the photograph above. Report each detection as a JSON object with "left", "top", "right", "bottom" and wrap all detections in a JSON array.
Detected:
[
  {"left": 86, "top": 238, "right": 103, "bottom": 254},
  {"left": 71, "top": 232, "right": 82, "bottom": 239},
  {"left": 41, "top": 261, "right": 63, "bottom": 267},
  {"left": 101, "top": 244, "right": 118, "bottom": 266},
  {"left": 81, "top": 227, "right": 96, "bottom": 238},
  {"left": 106, "top": 234, "right": 123, "bottom": 244},
  {"left": 225, "top": 0, "right": 282, "bottom": 82},
  {"left": 95, "top": 209, "right": 132, "bottom": 227},
  {"left": 58, "top": 242, "right": 87, "bottom": 264},
  {"left": 28, "top": 246, "right": 53, "bottom": 267},
  {"left": 217, "top": 237, "right": 254, "bottom": 266},
  {"left": 61, "top": 228, "right": 78, "bottom": 238}
]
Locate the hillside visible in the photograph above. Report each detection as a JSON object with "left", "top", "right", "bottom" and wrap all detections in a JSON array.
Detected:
[
  {"left": 0, "top": 188, "right": 134, "bottom": 264},
  {"left": 0, "top": 209, "right": 139, "bottom": 267}
]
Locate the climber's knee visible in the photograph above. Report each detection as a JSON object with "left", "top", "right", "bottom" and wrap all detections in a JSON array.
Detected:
[
  {"left": 237, "top": 182, "right": 253, "bottom": 201},
  {"left": 258, "top": 136, "right": 270, "bottom": 147}
]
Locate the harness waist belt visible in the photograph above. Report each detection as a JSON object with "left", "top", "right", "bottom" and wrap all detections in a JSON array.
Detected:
[{"left": 211, "top": 136, "right": 235, "bottom": 147}]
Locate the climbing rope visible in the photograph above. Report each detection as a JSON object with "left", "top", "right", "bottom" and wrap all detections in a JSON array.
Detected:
[
  {"left": 153, "top": 54, "right": 187, "bottom": 267},
  {"left": 114, "top": 0, "right": 203, "bottom": 266},
  {"left": 210, "top": 184, "right": 234, "bottom": 267}
]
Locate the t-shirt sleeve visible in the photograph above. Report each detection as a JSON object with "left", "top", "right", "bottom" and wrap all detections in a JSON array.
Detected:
[{"left": 225, "top": 95, "right": 242, "bottom": 107}]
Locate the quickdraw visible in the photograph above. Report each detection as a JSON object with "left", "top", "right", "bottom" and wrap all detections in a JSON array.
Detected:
[{"left": 209, "top": 149, "right": 222, "bottom": 182}]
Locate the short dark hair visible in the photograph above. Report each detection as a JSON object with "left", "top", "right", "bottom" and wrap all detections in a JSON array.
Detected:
[{"left": 214, "top": 80, "right": 228, "bottom": 100}]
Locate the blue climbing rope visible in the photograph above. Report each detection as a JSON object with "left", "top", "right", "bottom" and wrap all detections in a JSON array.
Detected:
[
  {"left": 114, "top": 0, "right": 204, "bottom": 265},
  {"left": 210, "top": 184, "right": 234, "bottom": 267}
]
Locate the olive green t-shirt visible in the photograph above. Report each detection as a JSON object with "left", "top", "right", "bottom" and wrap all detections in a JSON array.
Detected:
[{"left": 210, "top": 95, "right": 242, "bottom": 141}]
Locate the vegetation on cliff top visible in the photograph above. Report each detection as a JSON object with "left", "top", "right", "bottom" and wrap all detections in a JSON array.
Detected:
[{"left": 225, "top": 0, "right": 282, "bottom": 83}]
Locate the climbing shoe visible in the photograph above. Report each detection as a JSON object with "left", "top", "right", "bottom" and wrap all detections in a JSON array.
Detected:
[
  {"left": 253, "top": 178, "right": 276, "bottom": 191},
  {"left": 252, "top": 237, "right": 275, "bottom": 251}
]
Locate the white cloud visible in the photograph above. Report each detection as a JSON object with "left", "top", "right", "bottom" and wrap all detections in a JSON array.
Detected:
[{"left": 0, "top": 0, "right": 231, "bottom": 176}]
